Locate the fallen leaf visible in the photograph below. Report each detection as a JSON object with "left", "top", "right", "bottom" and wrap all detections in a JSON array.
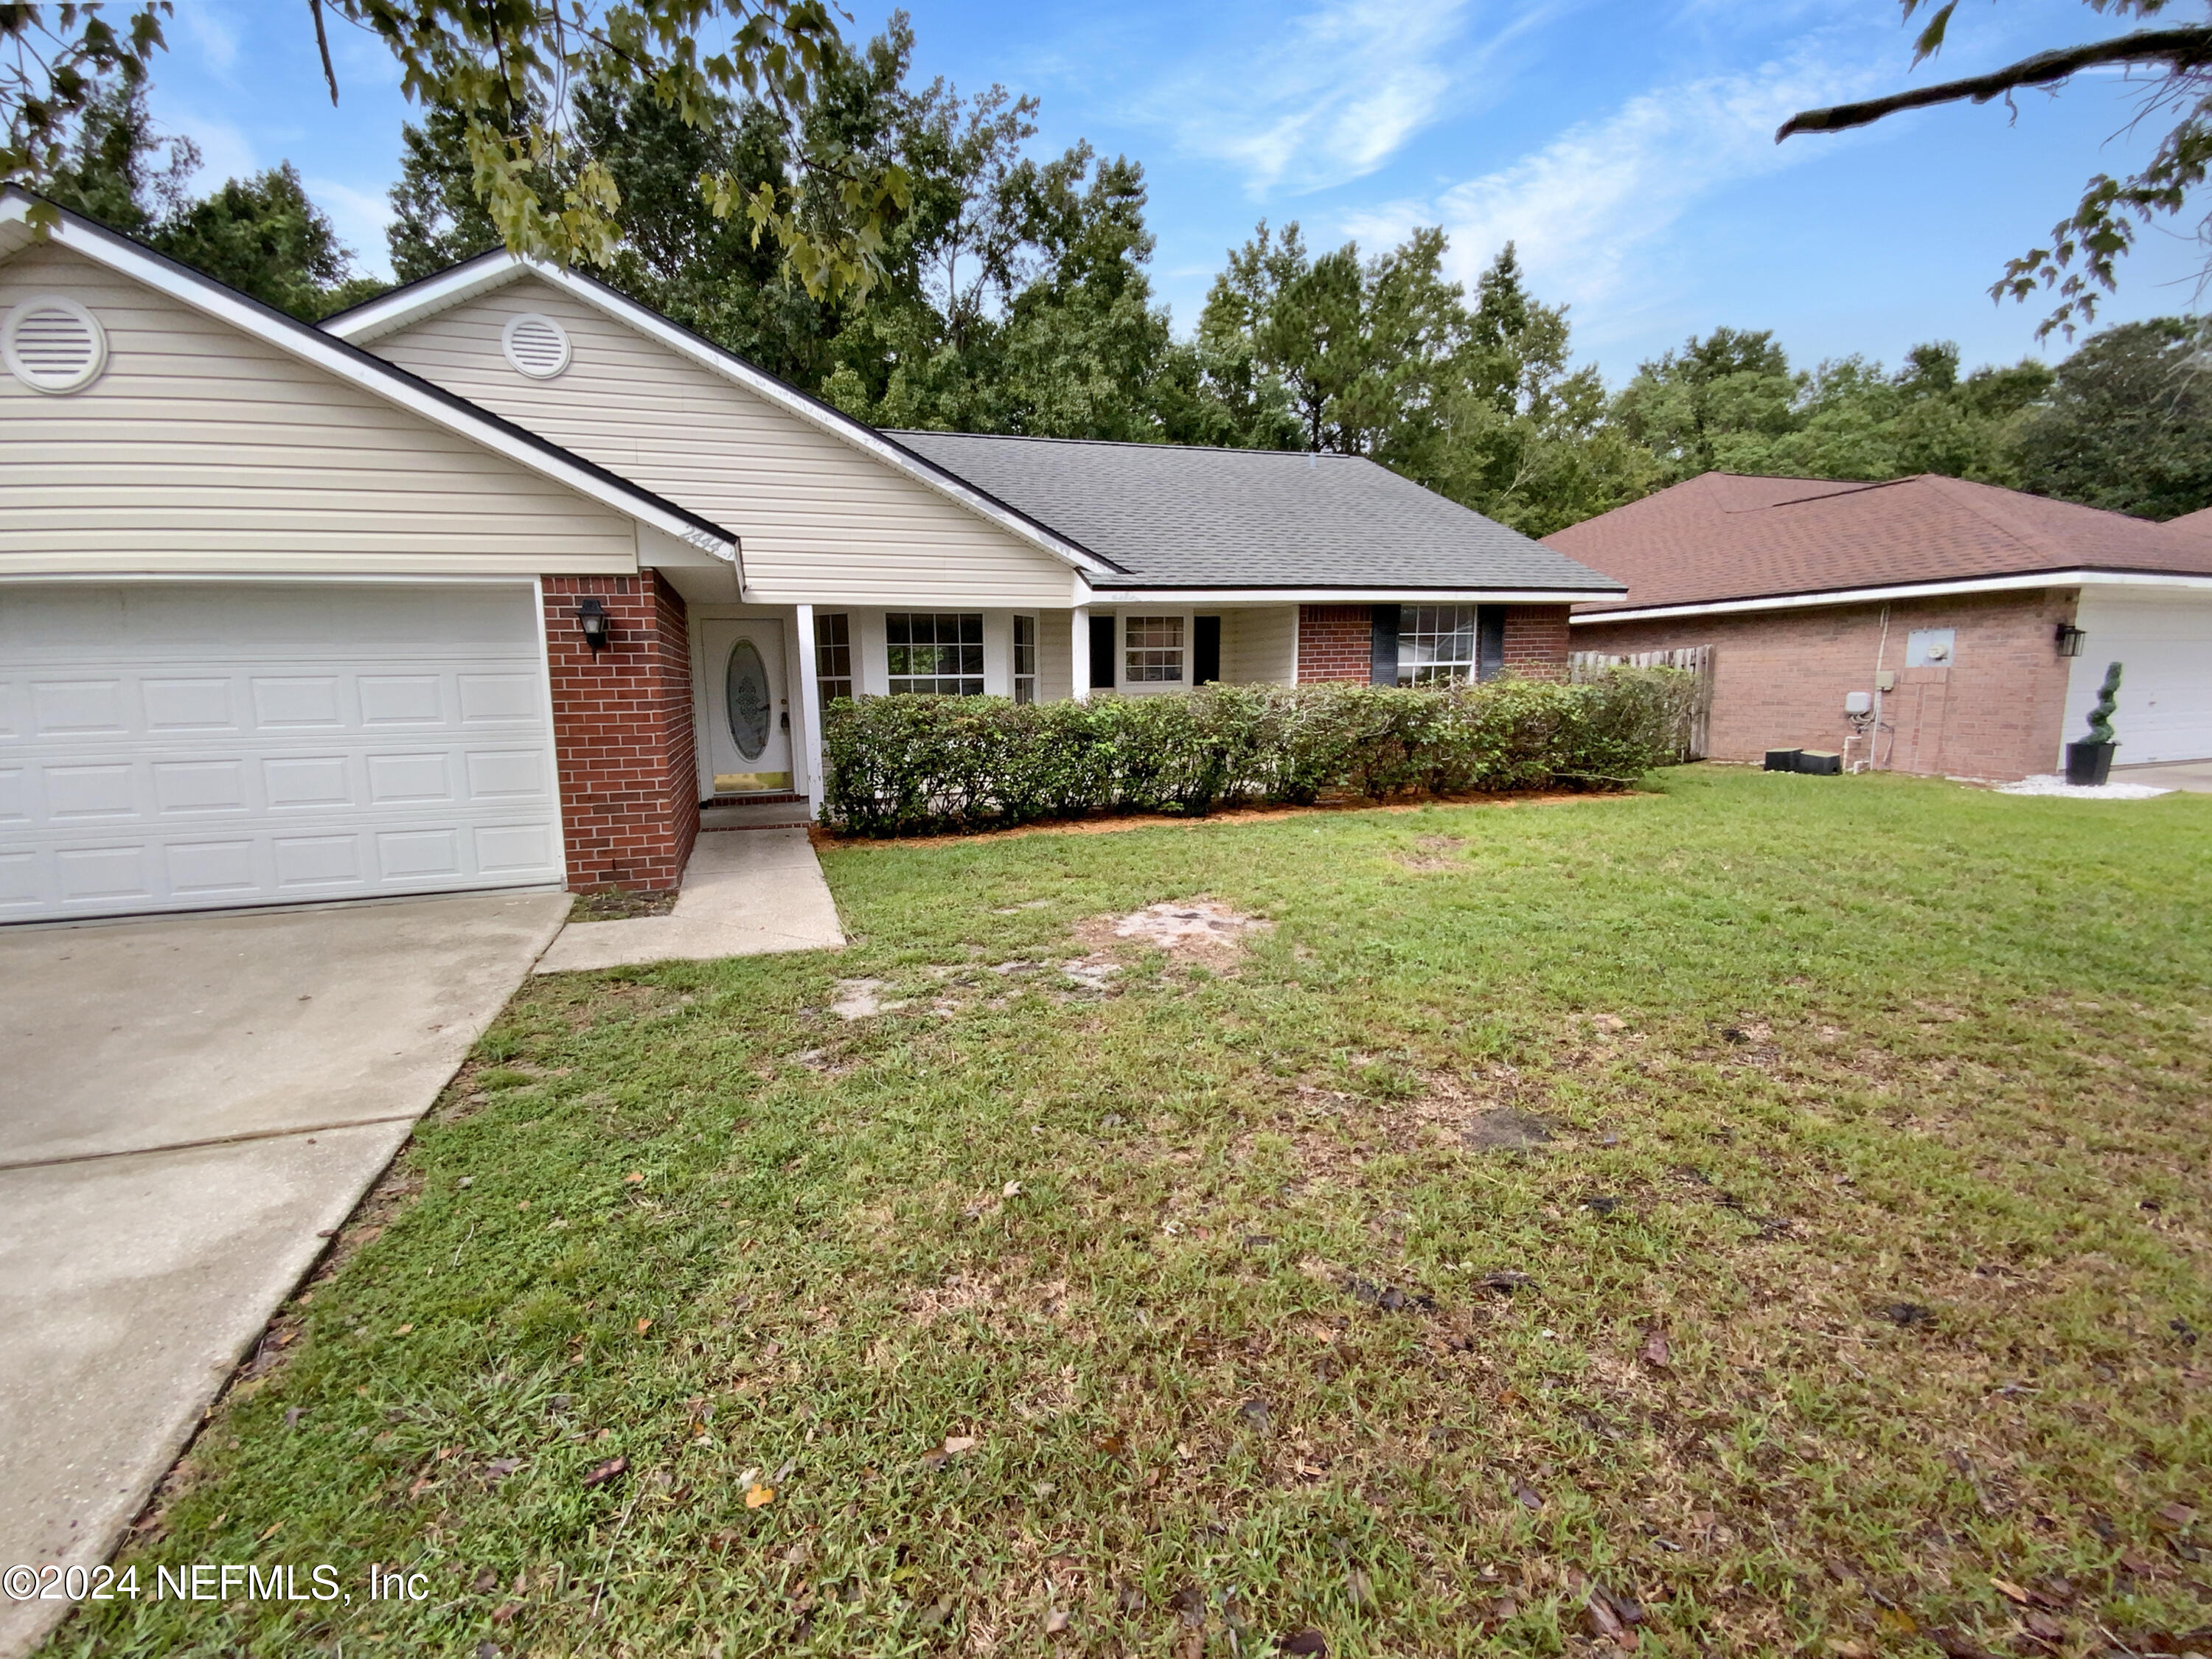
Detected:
[
  {"left": 473, "top": 1569, "right": 499, "bottom": 1594},
  {"left": 1279, "top": 1631, "right": 1328, "bottom": 1655},
  {"left": 486, "top": 1457, "right": 521, "bottom": 1480},
  {"left": 581, "top": 1455, "right": 629, "bottom": 1488},
  {"left": 636, "top": 1318, "right": 653, "bottom": 1334},
  {"left": 2153, "top": 1501, "right": 2198, "bottom": 1531},
  {"left": 1826, "top": 1642, "right": 1869, "bottom": 1658},
  {"left": 922, "top": 1434, "right": 978, "bottom": 1469},
  {"left": 1043, "top": 1609, "right": 1071, "bottom": 1634},
  {"left": 1345, "top": 1568, "right": 1373, "bottom": 1608},
  {"left": 624, "top": 1172, "right": 645, "bottom": 1185},
  {"left": 1480, "top": 1271, "right": 1536, "bottom": 1293},
  {"left": 490, "top": 1601, "right": 522, "bottom": 1626},
  {"left": 1513, "top": 1482, "right": 1543, "bottom": 1511},
  {"left": 1989, "top": 1578, "right": 2032, "bottom": 1606},
  {"left": 2023, "top": 1611, "right": 2063, "bottom": 1641},
  {"left": 1002, "top": 1180, "right": 1023, "bottom": 1199},
  {"left": 1641, "top": 1327, "right": 1671, "bottom": 1368},
  {"left": 1585, "top": 1591, "right": 1625, "bottom": 1641},
  {"left": 745, "top": 1484, "right": 775, "bottom": 1509},
  {"left": 394, "top": 1324, "right": 414, "bottom": 1336}
]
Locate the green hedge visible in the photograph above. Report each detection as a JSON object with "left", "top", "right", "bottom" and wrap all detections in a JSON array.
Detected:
[{"left": 818, "top": 670, "right": 1696, "bottom": 837}]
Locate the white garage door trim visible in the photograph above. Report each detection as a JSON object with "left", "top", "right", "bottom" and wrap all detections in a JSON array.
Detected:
[
  {"left": 2063, "top": 587, "right": 2212, "bottom": 768},
  {"left": 1, "top": 579, "right": 566, "bottom": 924}
]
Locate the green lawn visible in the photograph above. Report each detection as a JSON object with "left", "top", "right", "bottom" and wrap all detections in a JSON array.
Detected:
[{"left": 58, "top": 768, "right": 2212, "bottom": 1658}]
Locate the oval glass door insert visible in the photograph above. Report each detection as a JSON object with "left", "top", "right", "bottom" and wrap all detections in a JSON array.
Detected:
[{"left": 725, "top": 639, "right": 771, "bottom": 760}]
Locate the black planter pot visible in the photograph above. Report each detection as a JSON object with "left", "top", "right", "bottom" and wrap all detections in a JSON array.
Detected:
[{"left": 2065, "top": 740, "right": 2116, "bottom": 787}]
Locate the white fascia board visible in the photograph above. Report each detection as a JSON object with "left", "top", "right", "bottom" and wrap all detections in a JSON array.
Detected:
[
  {"left": 0, "top": 195, "right": 737, "bottom": 564},
  {"left": 1569, "top": 568, "right": 2212, "bottom": 625},
  {"left": 1085, "top": 587, "right": 1624, "bottom": 605},
  {"left": 327, "top": 253, "right": 1119, "bottom": 582},
  {"left": 318, "top": 256, "right": 530, "bottom": 343}
]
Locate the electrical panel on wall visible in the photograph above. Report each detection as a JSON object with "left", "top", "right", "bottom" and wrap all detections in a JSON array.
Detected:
[{"left": 1905, "top": 628, "right": 1956, "bottom": 667}]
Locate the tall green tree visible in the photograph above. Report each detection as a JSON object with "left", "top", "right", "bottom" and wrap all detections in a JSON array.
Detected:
[
  {"left": 2011, "top": 317, "right": 2212, "bottom": 518},
  {"left": 35, "top": 82, "right": 380, "bottom": 318}
]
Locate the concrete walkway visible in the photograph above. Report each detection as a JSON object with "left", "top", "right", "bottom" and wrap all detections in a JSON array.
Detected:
[
  {"left": 535, "top": 827, "right": 844, "bottom": 973},
  {"left": 0, "top": 891, "right": 567, "bottom": 1659},
  {"left": 2114, "top": 759, "right": 2212, "bottom": 793}
]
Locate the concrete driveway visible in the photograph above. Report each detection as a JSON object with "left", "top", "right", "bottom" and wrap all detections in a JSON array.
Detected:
[{"left": 0, "top": 891, "right": 568, "bottom": 1659}]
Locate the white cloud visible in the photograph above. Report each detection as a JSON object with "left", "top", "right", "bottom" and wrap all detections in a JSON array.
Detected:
[
  {"left": 1144, "top": 0, "right": 1569, "bottom": 195},
  {"left": 171, "top": 0, "right": 241, "bottom": 77},
  {"left": 1341, "top": 44, "right": 1884, "bottom": 313},
  {"left": 308, "top": 178, "right": 397, "bottom": 276}
]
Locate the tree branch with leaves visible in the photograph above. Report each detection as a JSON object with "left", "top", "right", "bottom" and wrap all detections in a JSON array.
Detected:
[
  {"left": 4, "top": 0, "right": 908, "bottom": 299},
  {"left": 1778, "top": 1, "right": 2212, "bottom": 337}
]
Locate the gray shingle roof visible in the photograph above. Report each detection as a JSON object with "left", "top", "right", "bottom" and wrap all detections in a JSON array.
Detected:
[{"left": 886, "top": 432, "right": 1624, "bottom": 594}]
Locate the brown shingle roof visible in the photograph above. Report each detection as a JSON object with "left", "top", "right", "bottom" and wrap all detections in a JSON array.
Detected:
[{"left": 1545, "top": 472, "right": 2212, "bottom": 613}]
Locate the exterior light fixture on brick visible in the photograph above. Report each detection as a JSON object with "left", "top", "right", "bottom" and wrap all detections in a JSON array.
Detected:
[
  {"left": 2053, "top": 622, "right": 2086, "bottom": 658},
  {"left": 576, "top": 597, "right": 611, "bottom": 653}
]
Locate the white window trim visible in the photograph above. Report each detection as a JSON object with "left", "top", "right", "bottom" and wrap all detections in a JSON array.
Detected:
[{"left": 1116, "top": 609, "right": 1194, "bottom": 696}]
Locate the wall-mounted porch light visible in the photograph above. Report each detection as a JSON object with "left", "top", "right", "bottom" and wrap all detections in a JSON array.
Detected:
[
  {"left": 2053, "top": 622, "right": 2086, "bottom": 658},
  {"left": 577, "top": 597, "right": 611, "bottom": 653}
]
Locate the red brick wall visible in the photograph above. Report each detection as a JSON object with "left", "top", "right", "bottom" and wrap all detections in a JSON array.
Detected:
[
  {"left": 542, "top": 572, "right": 699, "bottom": 892},
  {"left": 1296, "top": 605, "right": 1373, "bottom": 684},
  {"left": 1502, "top": 605, "right": 1571, "bottom": 680},
  {"left": 1573, "top": 588, "right": 2079, "bottom": 781}
]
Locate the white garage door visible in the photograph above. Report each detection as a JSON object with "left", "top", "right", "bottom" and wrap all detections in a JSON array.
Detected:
[
  {"left": 2065, "top": 589, "right": 2212, "bottom": 767},
  {"left": 0, "top": 582, "right": 564, "bottom": 923}
]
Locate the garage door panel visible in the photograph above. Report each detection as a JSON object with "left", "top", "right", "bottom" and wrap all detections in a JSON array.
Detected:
[
  {"left": 2067, "top": 591, "right": 2212, "bottom": 765},
  {"left": 0, "top": 583, "right": 561, "bottom": 922},
  {"left": 166, "top": 839, "right": 259, "bottom": 897},
  {"left": 145, "top": 677, "right": 237, "bottom": 731},
  {"left": 33, "top": 680, "right": 128, "bottom": 735},
  {"left": 457, "top": 673, "right": 540, "bottom": 724}
]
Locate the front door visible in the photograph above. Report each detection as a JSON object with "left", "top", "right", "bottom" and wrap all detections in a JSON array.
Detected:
[{"left": 700, "top": 619, "right": 793, "bottom": 794}]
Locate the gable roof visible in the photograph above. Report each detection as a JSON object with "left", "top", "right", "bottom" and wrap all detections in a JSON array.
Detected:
[
  {"left": 321, "top": 253, "right": 1122, "bottom": 580},
  {"left": 888, "top": 432, "right": 1625, "bottom": 598},
  {"left": 1548, "top": 471, "right": 2212, "bottom": 617},
  {"left": 2165, "top": 503, "right": 2212, "bottom": 534},
  {"left": 0, "top": 191, "right": 739, "bottom": 562}
]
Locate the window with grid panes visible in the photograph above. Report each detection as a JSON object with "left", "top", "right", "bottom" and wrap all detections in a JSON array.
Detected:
[
  {"left": 1123, "top": 615, "right": 1185, "bottom": 684},
  {"left": 814, "top": 612, "right": 853, "bottom": 703},
  {"left": 1396, "top": 605, "right": 1481, "bottom": 686},
  {"left": 886, "top": 612, "right": 985, "bottom": 695},
  {"left": 1012, "top": 614, "right": 1038, "bottom": 704}
]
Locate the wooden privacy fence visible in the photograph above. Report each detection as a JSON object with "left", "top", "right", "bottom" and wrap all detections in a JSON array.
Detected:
[{"left": 1571, "top": 645, "right": 1714, "bottom": 760}]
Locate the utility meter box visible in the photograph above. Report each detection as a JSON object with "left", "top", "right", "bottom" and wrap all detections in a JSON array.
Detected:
[
  {"left": 1843, "top": 691, "right": 1874, "bottom": 715},
  {"left": 1905, "top": 628, "right": 1955, "bottom": 667}
]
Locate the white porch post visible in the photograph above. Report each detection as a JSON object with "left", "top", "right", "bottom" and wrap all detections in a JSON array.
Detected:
[
  {"left": 793, "top": 602, "right": 824, "bottom": 819},
  {"left": 1071, "top": 605, "right": 1092, "bottom": 703}
]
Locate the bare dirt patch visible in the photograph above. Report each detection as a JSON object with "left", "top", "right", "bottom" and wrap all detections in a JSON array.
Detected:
[
  {"left": 568, "top": 888, "right": 679, "bottom": 922},
  {"left": 1071, "top": 900, "right": 1274, "bottom": 969},
  {"left": 1394, "top": 833, "right": 1466, "bottom": 872}
]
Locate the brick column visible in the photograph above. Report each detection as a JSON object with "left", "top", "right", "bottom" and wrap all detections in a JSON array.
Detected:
[
  {"left": 1501, "top": 605, "right": 1571, "bottom": 680},
  {"left": 542, "top": 573, "right": 699, "bottom": 893},
  {"left": 1296, "top": 604, "right": 1373, "bottom": 684}
]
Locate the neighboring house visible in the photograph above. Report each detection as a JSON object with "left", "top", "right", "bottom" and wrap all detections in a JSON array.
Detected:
[
  {"left": 1549, "top": 472, "right": 2212, "bottom": 780},
  {"left": 1, "top": 192, "right": 1622, "bottom": 925}
]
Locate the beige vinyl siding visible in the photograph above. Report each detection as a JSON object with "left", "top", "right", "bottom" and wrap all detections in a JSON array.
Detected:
[
  {"left": 367, "top": 279, "right": 1078, "bottom": 607},
  {"left": 1222, "top": 605, "right": 1297, "bottom": 684},
  {"left": 1036, "top": 609, "right": 1074, "bottom": 702},
  {"left": 0, "top": 245, "right": 638, "bottom": 575}
]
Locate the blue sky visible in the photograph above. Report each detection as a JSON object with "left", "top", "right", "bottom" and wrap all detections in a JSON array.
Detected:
[{"left": 143, "top": 0, "right": 2207, "bottom": 383}]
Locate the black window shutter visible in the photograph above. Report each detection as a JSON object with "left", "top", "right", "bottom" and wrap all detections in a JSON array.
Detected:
[
  {"left": 1193, "top": 616, "right": 1221, "bottom": 685},
  {"left": 1477, "top": 606, "right": 1506, "bottom": 681},
  {"left": 1088, "top": 614, "right": 1117, "bottom": 688},
  {"left": 1370, "top": 604, "right": 1401, "bottom": 686}
]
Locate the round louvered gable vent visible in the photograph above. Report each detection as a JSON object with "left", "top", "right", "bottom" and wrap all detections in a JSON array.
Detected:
[
  {"left": 501, "top": 312, "right": 571, "bottom": 379},
  {"left": 3, "top": 296, "right": 108, "bottom": 394}
]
